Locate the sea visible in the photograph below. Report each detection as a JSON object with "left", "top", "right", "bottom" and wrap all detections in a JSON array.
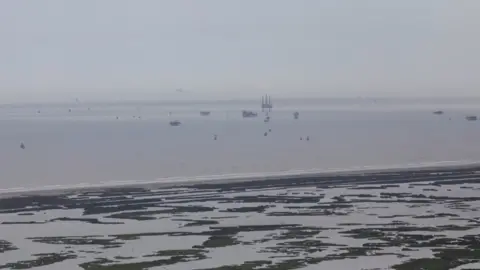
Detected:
[{"left": 1, "top": 97, "right": 480, "bottom": 191}]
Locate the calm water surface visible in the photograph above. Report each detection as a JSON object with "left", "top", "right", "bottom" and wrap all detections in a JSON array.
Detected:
[{"left": 1, "top": 98, "right": 480, "bottom": 189}]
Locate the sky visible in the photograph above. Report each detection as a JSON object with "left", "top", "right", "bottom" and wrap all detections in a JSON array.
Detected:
[{"left": 1, "top": 0, "right": 479, "bottom": 102}]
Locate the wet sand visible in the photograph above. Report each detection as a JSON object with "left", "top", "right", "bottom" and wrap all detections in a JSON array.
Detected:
[{"left": 2, "top": 165, "right": 480, "bottom": 269}]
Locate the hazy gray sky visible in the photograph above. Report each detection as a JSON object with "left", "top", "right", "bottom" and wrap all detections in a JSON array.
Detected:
[{"left": 1, "top": 0, "right": 479, "bottom": 102}]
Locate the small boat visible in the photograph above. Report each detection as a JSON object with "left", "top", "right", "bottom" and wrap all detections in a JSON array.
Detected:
[
  {"left": 213, "top": 134, "right": 218, "bottom": 140},
  {"left": 20, "top": 143, "right": 25, "bottom": 150},
  {"left": 294, "top": 112, "right": 300, "bottom": 119},
  {"left": 264, "top": 116, "right": 270, "bottom": 123},
  {"left": 170, "top": 120, "right": 181, "bottom": 126},
  {"left": 200, "top": 111, "right": 211, "bottom": 116},
  {"left": 465, "top": 115, "right": 477, "bottom": 121},
  {"left": 433, "top": 111, "right": 444, "bottom": 115},
  {"left": 242, "top": 110, "right": 258, "bottom": 118}
]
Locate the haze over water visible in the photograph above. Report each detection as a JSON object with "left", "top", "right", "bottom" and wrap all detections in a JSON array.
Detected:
[{"left": 1, "top": 97, "right": 480, "bottom": 190}]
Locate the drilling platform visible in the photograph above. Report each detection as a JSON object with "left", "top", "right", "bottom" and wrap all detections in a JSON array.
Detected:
[{"left": 261, "top": 94, "right": 273, "bottom": 112}]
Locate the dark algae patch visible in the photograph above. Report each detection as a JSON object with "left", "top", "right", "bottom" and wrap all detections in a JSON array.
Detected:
[
  {"left": 196, "top": 261, "right": 273, "bottom": 270},
  {"left": 106, "top": 205, "right": 216, "bottom": 220},
  {"left": 222, "top": 205, "right": 270, "bottom": 213},
  {"left": 0, "top": 253, "right": 77, "bottom": 269},
  {"left": 0, "top": 240, "right": 18, "bottom": 253},
  {"left": 144, "top": 248, "right": 207, "bottom": 259},
  {"left": 199, "top": 235, "right": 240, "bottom": 248},
  {"left": 393, "top": 248, "right": 480, "bottom": 270},
  {"left": 80, "top": 250, "right": 206, "bottom": 270},
  {"left": 173, "top": 219, "right": 220, "bottom": 227},
  {"left": 27, "top": 236, "right": 124, "bottom": 248}
]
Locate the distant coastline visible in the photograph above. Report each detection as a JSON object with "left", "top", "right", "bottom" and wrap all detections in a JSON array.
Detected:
[{"left": 3, "top": 96, "right": 480, "bottom": 107}]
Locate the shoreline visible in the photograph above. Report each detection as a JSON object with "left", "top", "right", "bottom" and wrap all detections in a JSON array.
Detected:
[{"left": 1, "top": 160, "right": 480, "bottom": 198}]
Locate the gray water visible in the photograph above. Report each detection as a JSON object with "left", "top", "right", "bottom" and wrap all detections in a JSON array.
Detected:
[{"left": 1, "top": 97, "right": 480, "bottom": 190}]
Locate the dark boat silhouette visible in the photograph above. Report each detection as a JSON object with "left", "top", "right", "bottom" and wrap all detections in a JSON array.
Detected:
[
  {"left": 433, "top": 111, "right": 444, "bottom": 115},
  {"left": 294, "top": 111, "right": 300, "bottom": 119},
  {"left": 200, "top": 111, "right": 211, "bottom": 116},
  {"left": 170, "top": 120, "right": 181, "bottom": 126},
  {"left": 242, "top": 110, "right": 257, "bottom": 118},
  {"left": 20, "top": 143, "right": 25, "bottom": 149},
  {"left": 465, "top": 115, "right": 477, "bottom": 121}
]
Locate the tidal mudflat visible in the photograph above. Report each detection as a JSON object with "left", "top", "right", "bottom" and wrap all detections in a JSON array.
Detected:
[{"left": 2, "top": 166, "right": 480, "bottom": 269}]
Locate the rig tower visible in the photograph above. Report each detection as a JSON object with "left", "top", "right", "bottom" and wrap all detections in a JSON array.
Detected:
[{"left": 261, "top": 94, "right": 273, "bottom": 112}]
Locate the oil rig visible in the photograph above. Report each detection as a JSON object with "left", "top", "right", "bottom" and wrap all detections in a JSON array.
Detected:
[{"left": 261, "top": 94, "right": 273, "bottom": 112}]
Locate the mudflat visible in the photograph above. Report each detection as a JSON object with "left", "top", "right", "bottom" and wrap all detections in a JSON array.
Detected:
[{"left": 2, "top": 166, "right": 480, "bottom": 269}]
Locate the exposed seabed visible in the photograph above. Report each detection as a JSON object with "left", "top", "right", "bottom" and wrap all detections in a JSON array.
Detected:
[{"left": 2, "top": 163, "right": 480, "bottom": 269}]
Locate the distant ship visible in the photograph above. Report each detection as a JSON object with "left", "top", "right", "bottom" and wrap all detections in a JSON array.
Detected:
[
  {"left": 433, "top": 111, "right": 444, "bottom": 115},
  {"left": 264, "top": 116, "right": 270, "bottom": 123},
  {"left": 465, "top": 115, "right": 477, "bottom": 121},
  {"left": 242, "top": 110, "right": 258, "bottom": 118},
  {"left": 294, "top": 112, "right": 300, "bottom": 119},
  {"left": 169, "top": 120, "right": 181, "bottom": 126},
  {"left": 200, "top": 111, "right": 211, "bottom": 116}
]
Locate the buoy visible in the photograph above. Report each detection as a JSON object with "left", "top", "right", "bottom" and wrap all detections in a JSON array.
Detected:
[
  {"left": 214, "top": 135, "right": 218, "bottom": 140},
  {"left": 264, "top": 132, "right": 268, "bottom": 136},
  {"left": 306, "top": 136, "right": 310, "bottom": 141},
  {"left": 20, "top": 143, "right": 25, "bottom": 149}
]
